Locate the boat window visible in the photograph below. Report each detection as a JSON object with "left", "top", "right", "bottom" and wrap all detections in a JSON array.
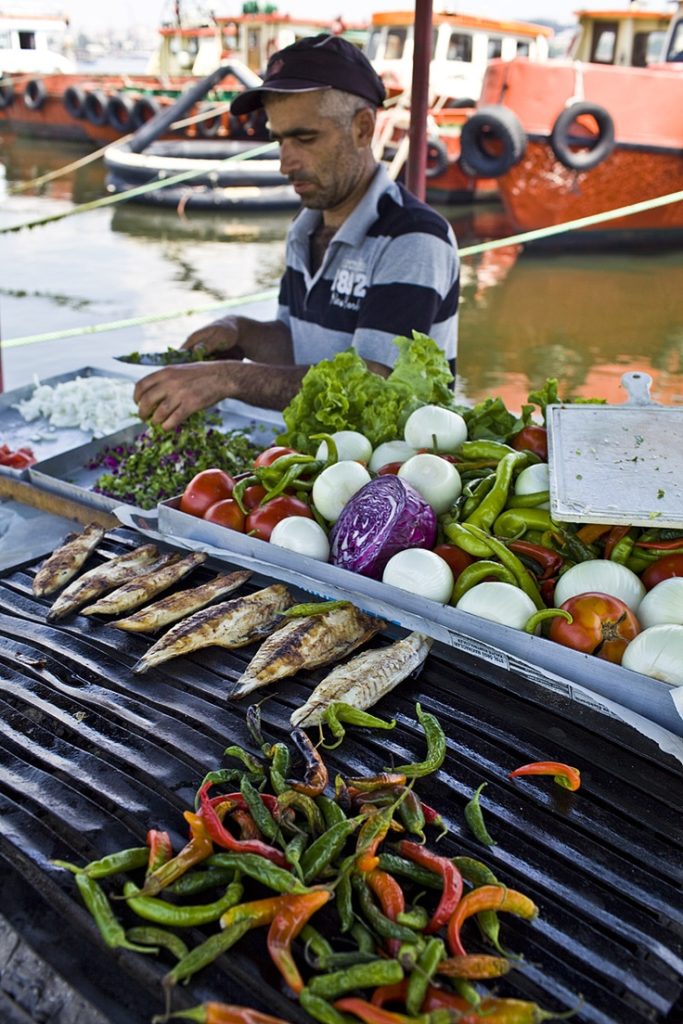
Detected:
[
  {"left": 665, "top": 20, "right": 683, "bottom": 62},
  {"left": 366, "top": 28, "right": 381, "bottom": 61},
  {"left": 631, "top": 30, "right": 665, "bottom": 67},
  {"left": 516, "top": 40, "right": 530, "bottom": 57},
  {"left": 487, "top": 37, "right": 503, "bottom": 59},
  {"left": 385, "top": 27, "right": 407, "bottom": 60},
  {"left": 18, "top": 31, "right": 36, "bottom": 50},
  {"left": 0, "top": 31, "right": 10, "bottom": 49},
  {"left": 447, "top": 32, "right": 472, "bottom": 62},
  {"left": 590, "top": 23, "right": 617, "bottom": 64}
]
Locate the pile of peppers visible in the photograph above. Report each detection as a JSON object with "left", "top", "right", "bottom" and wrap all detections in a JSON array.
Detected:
[{"left": 53, "top": 706, "right": 579, "bottom": 1024}]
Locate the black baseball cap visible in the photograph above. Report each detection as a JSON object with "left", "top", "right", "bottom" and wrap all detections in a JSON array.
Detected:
[{"left": 230, "top": 34, "right": 386, "bottom": 116}]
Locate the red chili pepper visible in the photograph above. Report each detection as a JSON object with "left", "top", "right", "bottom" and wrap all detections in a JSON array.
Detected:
[
  {"left": 507, "top": 540, "right": 564, "bottom": 580},
  {"left": 370, "top": 981, "right": 409, "bottom": 1007},
  {"left": 603, "top": 525, "right": 631, "bottom": 560},
  {"left": 367, "top": 868, "right": 406, "bottom": 956},
  {"left": 198, "top": 783, "right": 287, "bottom": 866},
  {"left": 508, "top": 761, "right": 581, "bottom": 792},
  {"left": 230, "top": 808, "right": 262, "bottom": 840},
  {"left": 334, "top": 997, "right": 416, "bottom": 1024},
  {"left": 635, "top": 538, "right": 683, "bottom": 550},
  {"left": 447, "top": 884, "right": 538, "bottom": 957},
  {"left": 267, "top": 889, "right": 331, "bottom": 994},
  {"left": 136, "top": 810, "right": 213, "bottom": 897},
  {"left": 162, "top": 1003, "right": 292, "bottom": 1024},
  {"left": 146, "top": 829, "right": 173, "bottom": 876},
  {"left": 397, "top": 840, "right": 462, "bottom": 934}
]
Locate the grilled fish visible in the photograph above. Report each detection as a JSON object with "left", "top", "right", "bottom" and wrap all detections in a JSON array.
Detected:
[
  {"left": 133, "top": 583, "right": 295, "bottom": 675},
  {"left": 230, "top": 604, "right": 385, "bottom": 700},
  {"left": 80, "top": 551, "right": 207, "bottom": 616},
  {"left": 46, "top": 544, "right": 159, "bottom": 623},
  {"left": 290, "top": 632, "right": 433, "bottom": 728},
  {"left": 32, "top": 522, "right": 106, "bottom": 597},
  {"left": 111, "top": 570, "right": 252, "bottom": 633}
]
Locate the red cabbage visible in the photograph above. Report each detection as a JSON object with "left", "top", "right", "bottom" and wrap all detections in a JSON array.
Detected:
[{"left": 329, "top": 475, "right": 437, "bottom": 579}]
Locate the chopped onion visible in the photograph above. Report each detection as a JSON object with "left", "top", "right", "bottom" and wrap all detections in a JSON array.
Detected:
[
  {"left": 636, "top": 578, "right": 683, "bottom": 629},
  {"left": 269, "top": 517, "right": 330, "bottom": 561},
  {"left": 403, "top": 404, "right": 468, "bottom": 452},
  {"left": 398, "top": 453, "right": 462, "bottom": 515},
  {"left": 330, "top": 475, "right": 437, "bottom": 579},
  {"left": 382, "top": 548, "right": 454, "bottom": 603},
  {"left": 315, "top": 430, "right": 373, "bottom": 464},
  {"left": 312, "top": 460, "right": 371, "bottom": 523},
  {"left": 621, "top": 624, "right": 683, "bottom": 684},
  {"left": 553, "top": 560, "right": 645, "bottom": 612},
  {"left": 514, "top": 463, "right": 550, "bottom": 508},
  {"left": 369, "top": 440, "right": 417, "bottom": 474},
  {"left": 456, "top": 581, "right": 538, "bottom": 631},
  {"left": 14, "top": 375, "right": 138, "bottom": 437}
]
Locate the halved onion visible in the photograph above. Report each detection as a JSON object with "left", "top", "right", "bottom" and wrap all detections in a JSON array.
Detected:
[
  {"left": 621, "top": 624, "right": 683, "bottom": 684},
  {"left": 456, "top": 581, "right": 538, "bottom": 631},
  {"left": 636, "top": 578, "right": 683, "bottom": 629},
  {"left": 553, "top": 560, "right": 645, "bottom": 612},
  {"left": 382, "top": 548, "right": 454, "bottom": 603},
  {"left": 398, "top": 453, "right": 462, "bottom": 515}
]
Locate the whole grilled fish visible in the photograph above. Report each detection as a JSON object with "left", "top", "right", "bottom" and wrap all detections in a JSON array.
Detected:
[
  {"left": 290, "top": 632, "right": 433, "bottom": 728},
  {"left": 46, "top": 544, "right": 159, "bottom": 623},
  {"left": 32, "top": 522, "right": 106, "bottom": 597},
  {"left": 133, "top": 583, "right": 294, "bottom": 675},
  {"left": 111, "top": 570, "right": 252, "bottom": 633},
  {"left": 230, "top": 604, "right": 385, "bottom": 700},
  {"left": 80, "top": 551, "right": 207, "bottom": 616}
]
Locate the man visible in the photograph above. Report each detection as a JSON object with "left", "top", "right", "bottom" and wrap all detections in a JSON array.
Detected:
[{"left": 134, "top": 34, "right": 459, "bottom": 430}]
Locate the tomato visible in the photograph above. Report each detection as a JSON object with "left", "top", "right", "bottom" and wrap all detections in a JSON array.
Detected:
[
  {"left": 377, "top": 461, "right": 403, "bottom": 476},
  {"left": 203, "top": 498, "right": 245, "bottom": 532},
  {"left": 510, "top": 425, "right": 548, "bottom": 461},
  {"left": 253, "top": 446, "right": 298, "bottom": 468},
  {"left": 641, "top": 554, "right": 683, "bottom": 591},
  {"left": 246, "top": 495, "right": 313, "bottom": 541},
  {"left": 432, "top": 543, "right": 475, "bottom": 580},
  {"left": 241, "top": 484, "right": 268, "bottom": 511},
  {"left": 180, "top": 468, "right": 235, "bottom": 518},
  {"left": 548, "top": 591, "right": 641, "bottom": 664}
]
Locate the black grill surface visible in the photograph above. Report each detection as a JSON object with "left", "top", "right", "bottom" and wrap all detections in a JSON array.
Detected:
[{"left": 0, "top": 528, "right": 682, "bottom": 1024}]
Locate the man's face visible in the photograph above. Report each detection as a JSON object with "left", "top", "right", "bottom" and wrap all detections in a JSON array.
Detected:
[{"left": 264, "top": 91, "right": 368, "bottom": 214}]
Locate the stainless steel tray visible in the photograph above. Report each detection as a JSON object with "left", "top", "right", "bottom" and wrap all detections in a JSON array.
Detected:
[
  {"left": 548, "top": 371, "right": 683, "bottom": 528},
  {"left": 0, "top": 366, "right": 138, "bottom": 480}
]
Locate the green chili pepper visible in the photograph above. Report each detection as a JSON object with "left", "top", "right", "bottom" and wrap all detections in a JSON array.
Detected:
[
  {"left": 451, "top": 560, "right": 517, "bottom": 604},
  {"left": 195, "top": 769, "right": 247, "bottom": 808},
  {"left": 300, "top": 987, "right": 357, "bottom": 1024},
  {"left": 505, "top": 491, "right": 550, "bottom": 509},
  {"left": 52, "top": 846, "right": 149, "bottom": 879},
  {"left": 163, "top": 919, "right": 252, "bottom": 991},
  {"left": 315, "top": 951, "right": 382, "bottom": 970},
  {"left": 350, "top": 920, "right": 376, "bottom": 954},
  {"left": 353, "top": 876, "right": 422, "bottom": 944},
  {"left": 609, "top": 528, "right": 638, "bottom": 565},
  {"left": 461, "top": 475, "right": 496, "bottom": 519},
  {"left": 406, "top": 937, "right": 446, "bottom": 1016},
  {"left": 458, "top": 440, "right": 518, "bottom": 462},
  {"left": 335, "top": 857, "right": 355, "bottom": 934},
  {"left": 282, "top": 600, "right": 351, "bottom": 619},
  {"left": 322, "top": 702, "right": 396, "bottom": 750},
  {"left": 317, "top": 794, "right": 347, "bottom": 829},
  {"left": 493, "top": 509, "right": 555, "bottom": 539},
  {"left": 397, "top": 789, "right": 426, "bottom": 843},
  {"left": 309, "top": 432, "right": 340, "bottom": 466},
  {"left": 206, "top": 853, "right": 308, "bottom": 893},
  {"left": 459, "top": 523, "right": 545, "bottom": 610},
  {"left": 126, "top": 926, "right": 189, "bottom": 961},
  {"left": 452, "top": 857, "right": 497, "bottom": 887},
  {"left": 309, "top": 959, "right": 404, "bottom": 999},
  {"left": 123, "top": 879, "right": 243, "bottom": 927},
  {"left": 74, "top": 873, "right": 156, "bottom": 954},
  {"left": 464, "top": 783, "right": 496, "bottom": 847},
  {"left": 396, "top": 906, "right": 430, "bottom": 930},
  {"left": 443, "top": 521, "right": 494, "bottom": 559},
  {"left": 387, "top": 704, "right": 446, "bottom": 778},
  {"left": 278, "top": 790, "right": 326, "bottom": 835},
  {"left": 465, "top": 451, "right": 532, "bottom": 530},
  {"left": 452, "top": 978, "right": 481, "bottom": 1007},
  {"left": 223, "top": 745, "right": 265, "bottom": 776},
  {"left": 285, "top": 832, "right": 309, "bottom": 878},
  {"left": 240, "top": 774, "right": 281, "bottom": 842},
  {"left": 167, "top": 866, "right": 236, "bottom": 897},
  {"left": 524, "top": 608, "right": 572, "bottom": 634},
  {"left": 378, "top": 852, "right": 442, "bottom": 890},
  {"left": 301, "top": 817, "right": 364, "bottom": 885}
]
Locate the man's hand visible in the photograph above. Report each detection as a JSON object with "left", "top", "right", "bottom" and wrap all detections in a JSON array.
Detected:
[
  {"left": 134, "top": 363, "right": 235, "bottom": 430},
  {"left": 181, "top": 318, "right": 241, "bottom": 356}
]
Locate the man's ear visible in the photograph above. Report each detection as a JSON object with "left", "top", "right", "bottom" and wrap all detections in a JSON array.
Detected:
[{"left": 353, "top": 106, "right": 377, "bottom": 148}]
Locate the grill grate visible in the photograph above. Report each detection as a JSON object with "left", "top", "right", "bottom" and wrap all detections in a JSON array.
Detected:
[{"left": 1, "top": 528, "right": 682, "bottom": 1024}]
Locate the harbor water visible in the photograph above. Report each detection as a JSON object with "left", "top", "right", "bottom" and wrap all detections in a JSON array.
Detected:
[{"left": 1, "top": 130, "right": 682, "bottom": 409}]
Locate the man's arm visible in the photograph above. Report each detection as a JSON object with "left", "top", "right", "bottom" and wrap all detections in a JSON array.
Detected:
[{"left": 182, "top": 315, "right": 293, "bottom": 364}]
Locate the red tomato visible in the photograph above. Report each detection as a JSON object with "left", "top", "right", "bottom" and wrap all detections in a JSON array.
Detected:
[
  {"left": 510, "top": 425, "right": 548, "bottom": 461},
  {"left": 241, "top": 484, "right": 268, "bottom": 511},
  {"left": 641, "top": 554, "right": 683, "bottom": 591},
  {"left": 432, "top": 543, "right": 475, "bottom": 580},
  {"left": 377, "top": 461, "right": 403, "bottom": 476},
  {"left": 203, "top": 498, "right": 245, "bottom": 532},
  {"left": 180, "top": 468, "right": 235, "bottom": 518},
  {"left": 253, "top": 446, "right": 298, "bottom": 468},
  {"left": 246, "top": 495, "right": 313, "bottom": 541},
  {"left": 548, "top": 591, "right": 640, "bottom": 664}
]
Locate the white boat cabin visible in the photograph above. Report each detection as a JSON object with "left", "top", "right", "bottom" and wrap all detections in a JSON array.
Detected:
[
  {"left": 365, "top": 9, "right": 551, "bottom": 103},
  {"left": 0, "top": 10, "right": 76, "bottom": 74},
  {"left": 569, "top": 5, "right": 674, "bottom": 67}
]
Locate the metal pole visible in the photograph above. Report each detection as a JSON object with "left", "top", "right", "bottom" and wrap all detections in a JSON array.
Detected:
[{"left": 405, "top": 0, "right": 433, "bottom": 200}]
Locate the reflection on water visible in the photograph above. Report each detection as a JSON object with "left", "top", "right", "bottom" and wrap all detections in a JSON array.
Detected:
[{"left": 1, "top": 131, "right": 682, "bottom": 408}]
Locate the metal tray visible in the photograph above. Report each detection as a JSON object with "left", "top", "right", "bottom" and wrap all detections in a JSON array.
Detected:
[
  {"left": 0, "top": 366, "right": 138, "bottom": 480},
  {"left": 548, "top": 371, "right": 683, "bottom": 527},
  {"left": 149, "top": 498, "right": 683, "bottom": 742}
]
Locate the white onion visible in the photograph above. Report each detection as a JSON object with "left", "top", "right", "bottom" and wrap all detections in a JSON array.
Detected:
[
  {"left": 514, "top": 463, "right": 550, "bottom": 508},
  {"left": 403, "top": 404, "right": 468, "bottom": 452},
  {"left": 397, "top": 453, "right": 462, "bottom": 515},
  {"left": 312, "top": 460, "right": 371, "bottom": 523},
  {"left": 315, "top": 430, "right": 372, "bottom": 464},
  {"left": 553, "top": 560, "right": 646, "bottom": 612},
  {"left": 636, "top": 578, "right": 683, "bottom": 629},
  {"left": 269, "top": 517, "right": 330, "bottom": 561},
  {"left": 382, "top": 548, "right": 454, "bottom": 603},
  {"left": 369, "top": 440, "right": 417, "bottom": 473},
  {"left": 621, "top": 624, "right": 683, "bottom": 684},
  {"left": 456, "top": 581, "right": 538, "bottom": 631}
]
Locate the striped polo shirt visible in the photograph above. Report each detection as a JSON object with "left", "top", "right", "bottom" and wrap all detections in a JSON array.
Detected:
[{"left": 277, "top": 164, "right": 459, "bottom": 369}]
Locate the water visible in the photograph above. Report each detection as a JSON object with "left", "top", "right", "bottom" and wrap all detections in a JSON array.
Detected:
[{"left": 1, "top": 130, "right": 682, "bottom": 409}]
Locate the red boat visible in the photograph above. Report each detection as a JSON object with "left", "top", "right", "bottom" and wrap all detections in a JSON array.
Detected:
[{"left": 458, "top": 4, "right": 683, "bottom": 247}]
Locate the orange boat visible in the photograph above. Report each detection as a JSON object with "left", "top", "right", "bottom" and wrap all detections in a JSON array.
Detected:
[{"left": 458, "top": 4, "right": 683, "bottom": 247}]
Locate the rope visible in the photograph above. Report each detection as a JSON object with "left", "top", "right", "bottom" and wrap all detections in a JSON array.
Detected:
[{"left": 0, "top": 138, "right": 279, "bottom": 234}]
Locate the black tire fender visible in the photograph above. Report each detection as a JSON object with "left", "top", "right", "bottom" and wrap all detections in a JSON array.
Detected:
[
  {"left": 459, "top": 104, "right": 527, "bottom": 178},
  {"left": 195, "top": 103, "right": 222, "bottom": 138},
  {"left": 425, "top": 136, "right": 449, "bottom": 179},
  {"left": 106, "top": 92, "right": 136, "bottom": 133},
  {"left": 0, "top": 81, "right": 14, "bottom": 109},
  {"left": 83, "top": 89, "right": 110, "bottom": 127},
  {"left": 550, "top": 101, "right": 615, "bottom": 172},
  {"left": 23, "top": 78, "right": 47, "bottom": 111},
  {"left": 132, "top": 96, "right": 162, "bottom": 129},
  {"left": 63, "top": 84, "right": 86, "bottom": 119}
]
